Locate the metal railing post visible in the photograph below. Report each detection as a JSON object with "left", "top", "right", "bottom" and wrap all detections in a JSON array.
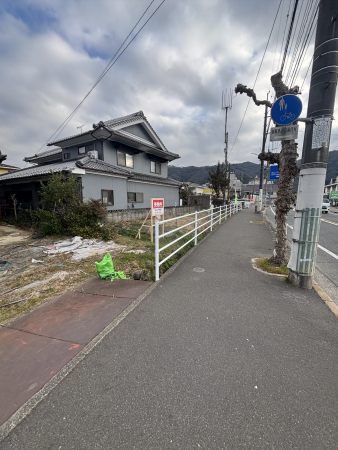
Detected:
[
  {"left": 210, "top": 205, "right": 213, "bottom": 231},
  {"left": 155, "top": 219, "right": 159, "bottom": 281},
  {"left": 194, "top": 211, "right": 197, "bottom": 245}
]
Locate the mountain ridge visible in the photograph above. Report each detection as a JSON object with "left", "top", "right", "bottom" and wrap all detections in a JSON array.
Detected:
[{"left": 168, "top": 150, "right": 338, "bottom": 186}]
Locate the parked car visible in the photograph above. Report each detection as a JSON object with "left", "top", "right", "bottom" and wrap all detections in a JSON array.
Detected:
[{"left": 322, "top": 198, "right": 330, "bottom": 214}]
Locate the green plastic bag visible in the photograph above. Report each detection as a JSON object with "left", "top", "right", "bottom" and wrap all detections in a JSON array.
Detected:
[{"left": 95, "top": 253, "right": 128, "bottom": 281}]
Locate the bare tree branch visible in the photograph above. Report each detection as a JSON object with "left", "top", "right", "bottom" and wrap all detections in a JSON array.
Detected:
[
  {"left": 258, "top": 151, "right": 280, "bottom": 166},
  {"left": 270, "top": 71, "right": 300, "bottom": 97},
  {"left": 234, "top": 84, "right": 272, "bottom": 107}
]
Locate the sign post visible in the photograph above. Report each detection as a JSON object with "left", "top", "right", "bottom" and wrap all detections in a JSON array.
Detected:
[{"left": 150, "top": 198, "right": 164, "bottom": 242}]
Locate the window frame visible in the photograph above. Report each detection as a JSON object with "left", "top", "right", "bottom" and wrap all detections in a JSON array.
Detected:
[
  {"left": 78, "top": 144, "right": 96, "bottom": 155},
  {"left": 117, "top": 150, "right": 134, "bottom": 169},
  {"left": 101, "top": 189, "right": 114, "bottom": 206},
  {"left": 150, "top": 160, "right": 161, "bottom": 175},
  {"left": 64, "top": 152, "right": 70, "bottom": 160},
  {"left": 127, "top": 192, "right": 144, "bottom": 203}
]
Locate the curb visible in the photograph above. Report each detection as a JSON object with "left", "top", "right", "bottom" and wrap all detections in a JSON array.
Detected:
[
  {"left": 262, "top": 208, "right": 338, "bottom": 318},
  {"left": 0, "top": 211, "right": 239, "bottom": 443}
]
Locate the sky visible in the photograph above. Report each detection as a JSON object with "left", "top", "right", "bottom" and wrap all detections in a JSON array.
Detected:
[{"left": 0, "top": 0, "right": 337, "bottom": 170}]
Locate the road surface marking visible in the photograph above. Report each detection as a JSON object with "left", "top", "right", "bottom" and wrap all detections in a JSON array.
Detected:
[
  {"left": 268, "top": 206, "right": 338, "bottom": 261},
  {"left": 321, "top": 218, "right": 338, "bottom": 227}
]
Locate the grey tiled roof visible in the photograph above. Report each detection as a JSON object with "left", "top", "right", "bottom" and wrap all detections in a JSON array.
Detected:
[
  {"left": 0, "top": 156, "right": 182, "bottom": 187},
  {"left": 46, "top": 113, "right": 144, "bottom": 147},
  {"left": 24, "top": 147, "right": 62, "bottom": 162},
  {"left": 77, "top": 157, "right": 131, "bottom": 176},
  {"left": 46, "top": 112, "right": 175, "bottom": 159},
  {"left": 131, "top": 172, "right": 182, "bottom": 186},
  {"left": 0, "top": 159, "right": 79, "bottom": 181},
  {"left": 104, "top": 111, "right": 145, "bottom": 128}
]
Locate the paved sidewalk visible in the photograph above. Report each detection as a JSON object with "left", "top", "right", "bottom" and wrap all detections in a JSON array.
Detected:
[
  {"left": 1, "top": 206, "right": 338, "bottom": 449},
  {"left": 0, "top": 278, "right": 151, "bottom": 427}
]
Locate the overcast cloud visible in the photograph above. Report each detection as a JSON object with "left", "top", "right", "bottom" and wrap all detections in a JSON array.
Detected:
[{"left": 0, "top": 0, "right": 337, "bottom": 170}]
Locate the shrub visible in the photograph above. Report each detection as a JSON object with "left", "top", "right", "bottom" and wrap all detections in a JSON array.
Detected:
[{"left": 34, "top": 173, "right": 109, "bottom": 239}]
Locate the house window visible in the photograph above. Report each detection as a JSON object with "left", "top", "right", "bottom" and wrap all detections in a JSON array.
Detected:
[
  {"left": 78, "top": 144, "right": 95, "bottom": 155},
  {"left": 101, "top": 189, "right": 114, "bottom": 205},
  {"left": 127, "top": 192, "right": 144, "bottom": 203},
  {"left": 150, "top": 161, "right": 161, "bottom": 174},
  {"left": 64, "top": 153, "right": 70, "bottom": 160},
  {"left": 117, "top": 150, "right": 134, "bottom": 168}
]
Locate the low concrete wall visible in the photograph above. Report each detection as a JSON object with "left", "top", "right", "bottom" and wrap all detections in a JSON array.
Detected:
[{"left": 106, "top": 205, "right": 203, "bottom": 223}]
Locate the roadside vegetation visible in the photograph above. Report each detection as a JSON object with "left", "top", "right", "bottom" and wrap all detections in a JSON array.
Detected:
[
  {"left": 1, "top": 175, "right": 220, "bottom": 324},
  {"left": 256, "top": 257, "right": 289, "bottom": 275}
]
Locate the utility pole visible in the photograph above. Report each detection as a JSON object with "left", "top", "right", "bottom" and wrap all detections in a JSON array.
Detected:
[
  {"left": 258, "top": 93, "right": 269, "bottom": 211},
  {"left": 222, "top": 90, "right": 232, "bottom": 202},
  {"left": 288, "top": 0, "right": 338, "bottom": 289}
]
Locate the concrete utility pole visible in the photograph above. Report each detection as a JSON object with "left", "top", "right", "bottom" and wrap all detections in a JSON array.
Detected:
[
  {"left": 222, "top": 90, "right": 232, "bottom": 202},
  {"left": 288, "top": 0, "right": 338, "bottom": 289},
  {"left": 258, "top": 93, "right": 269, "bottom": 211}
]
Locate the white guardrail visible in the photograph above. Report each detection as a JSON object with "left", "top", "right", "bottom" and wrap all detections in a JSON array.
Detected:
[{"left": 154, "top": 203, "right": 243, "bottom": 281}]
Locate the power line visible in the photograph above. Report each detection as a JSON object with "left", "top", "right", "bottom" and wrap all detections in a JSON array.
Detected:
[
  {"left": 277, "top": 0, "right": 292, "bottom": 70},
  {"left": 289, "top": 0, "right": 319, "bottom": 86},
  {"left": 36, "top": 0, "right": 165, "bottom": 155},
  {"left": 280, "top": 0, "right": 300, "bottom": 73},
  {"left": 229, "top": 0, "right": 283, "bottom": 158}
]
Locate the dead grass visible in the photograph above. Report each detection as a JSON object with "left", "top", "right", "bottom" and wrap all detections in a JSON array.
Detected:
[
  {"left": 256, "top": 257, "right": 289, "bottom": 275},
  {"left": 0, "top": 209, "right": 220, "bottom": 324}
]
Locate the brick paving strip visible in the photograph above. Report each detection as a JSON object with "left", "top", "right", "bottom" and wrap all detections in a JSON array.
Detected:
[{"left": 0, "top": 278, "right": 152, "bottom": 427}]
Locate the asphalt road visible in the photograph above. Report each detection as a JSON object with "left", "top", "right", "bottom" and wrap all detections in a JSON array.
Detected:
[
  {"left": 1, "top": 207, "right": 338, "bottom": 449},
  {"left": 266, "top": 206, "right": 338, "bottom": 302}
]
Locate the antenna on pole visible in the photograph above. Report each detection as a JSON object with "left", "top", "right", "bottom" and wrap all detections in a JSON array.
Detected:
[
  {"left": 221, "top": 89, "right": 233, "bottom": 202},
  {"left": 77, "top": 124, "right": 85, "bottom": 134}
]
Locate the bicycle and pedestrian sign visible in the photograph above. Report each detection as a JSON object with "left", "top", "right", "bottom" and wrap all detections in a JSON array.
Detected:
[{"left": 271, "top": 94, "right": 302, "bottom": 125}]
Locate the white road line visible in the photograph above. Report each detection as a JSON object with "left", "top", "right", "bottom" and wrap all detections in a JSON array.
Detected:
[
  {"left": 318, "top": 245, "right": 338, "bottom": 261},
  {"left": 268, "top": 206, "right": 338, "bottom": 261}
]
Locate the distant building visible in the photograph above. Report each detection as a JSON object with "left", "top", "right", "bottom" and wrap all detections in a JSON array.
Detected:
[
  {"left": 324, "top": 176, "right": 338, "bottom": 206},
  {"left": 242, "top": 176, "right": 278, "bottom": 199},
  {"left": 229, "top": 172, "right": 242, "bottom": 197},
  {"left": 0, "top": 151, "right": 20, "bottom": 175}
]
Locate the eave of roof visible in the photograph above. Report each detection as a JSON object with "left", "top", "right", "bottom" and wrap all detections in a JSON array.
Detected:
[
  {"left": 24, "top": 148, "right": 63, "bottom": 163},
  {"left": 46, "top": 111, "right": 180, "bottom": 161},
  {"left": 0, "top": 156, "right": 182, "bottom": 187}
]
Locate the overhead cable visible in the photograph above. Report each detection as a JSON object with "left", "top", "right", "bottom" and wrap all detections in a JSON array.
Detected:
[
  {"left": 36, "top": 0, "right": 165, "bottom": 154},
  {"left": 229, "top": 0, "right": 283, "bottom": 158}
]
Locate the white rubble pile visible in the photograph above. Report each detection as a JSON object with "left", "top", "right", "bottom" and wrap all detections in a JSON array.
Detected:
[{"left": 43, "top": 236, "right": 126, "bottom": 261}]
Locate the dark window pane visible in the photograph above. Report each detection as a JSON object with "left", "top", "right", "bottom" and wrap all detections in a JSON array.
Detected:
[
  {"left": 156, "top": 162, "right": 161, "bottom": 174},
  {"left": 64, "top": 153, "right": 70, "bottom": 160},
  {"left": 136, "top": 193, "right": 143, "bottom": 203},
  {"left": 108, "top": 190, "right": 114, "bottom": 205},
  {"left": 128, "top": 192, "right": 136, "bottom": 202},
  {"left": 117, "top": 151, "right": 125, "bottom": 166}
]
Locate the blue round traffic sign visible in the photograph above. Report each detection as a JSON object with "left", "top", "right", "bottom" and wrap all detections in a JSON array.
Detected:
[{"left": 271, "top": 94, "right": 302, "bottom": 125}]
